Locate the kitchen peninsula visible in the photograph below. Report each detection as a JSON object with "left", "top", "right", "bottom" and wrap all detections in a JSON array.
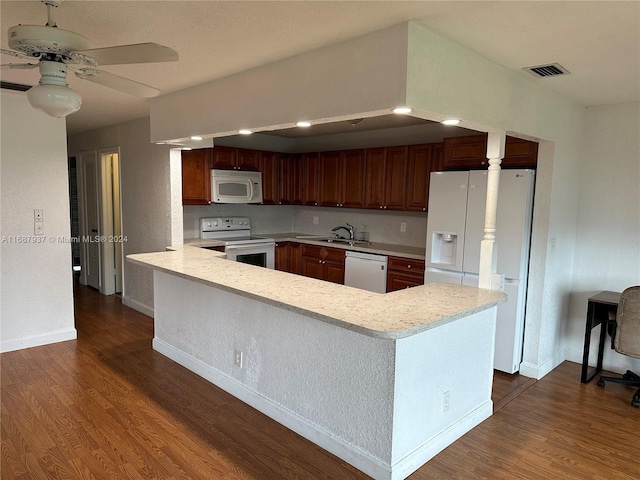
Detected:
[{"left": 128, "top": 247, "right": 505, "bottom": 480}]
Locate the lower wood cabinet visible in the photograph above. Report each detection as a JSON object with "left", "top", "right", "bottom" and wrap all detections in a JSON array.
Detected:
[
  {"left": 386, "top": 256, "right": 425, "bottom": 293},
  {"left": 300, "top": 244, "right": 345, "bottom": 284},
  {"left": 275, "top": 241, "right": 302, "bottom": 274}
]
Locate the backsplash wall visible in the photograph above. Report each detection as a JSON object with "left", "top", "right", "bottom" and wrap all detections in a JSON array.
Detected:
[{"left": 184, "top": 204, "right": 427, "bottom": 248}]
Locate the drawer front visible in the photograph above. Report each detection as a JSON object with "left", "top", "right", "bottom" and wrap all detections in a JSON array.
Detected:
[{"left": 388, "top": 256, "right": 425, "bottom": 273}]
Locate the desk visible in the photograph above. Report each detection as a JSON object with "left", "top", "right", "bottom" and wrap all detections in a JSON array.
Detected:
[{"left": 581, "top": 291, "right": 621, "bottom": 383}]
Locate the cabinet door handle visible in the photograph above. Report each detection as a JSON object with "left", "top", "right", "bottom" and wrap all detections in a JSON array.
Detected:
[{"left": 407, "top": 265, "right": 411, "bottom": 269}]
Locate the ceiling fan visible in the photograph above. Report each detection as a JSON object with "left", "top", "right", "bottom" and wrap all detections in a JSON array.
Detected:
[{"left": 0, "top": 0, "right": 178, "bottom": 117}]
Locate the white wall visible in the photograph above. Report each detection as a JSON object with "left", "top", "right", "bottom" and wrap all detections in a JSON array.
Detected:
[
  {"left": 566, "top": 102, "right": 640, "bottom": 372},
  {"left": 0, "top": 92, "right": 76, "bottom": 352},
  {"left": 67, "top": 118, "right": 176, "bottom": 316}
]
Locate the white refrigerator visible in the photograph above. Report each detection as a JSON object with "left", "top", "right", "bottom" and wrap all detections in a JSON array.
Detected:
[{"left": 424, "top": 169, "right": 535, "bottom": 373}]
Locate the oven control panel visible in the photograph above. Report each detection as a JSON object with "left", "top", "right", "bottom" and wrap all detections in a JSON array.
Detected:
[{"left": 201, "top": 217, "right": 251, "bottom": 232}]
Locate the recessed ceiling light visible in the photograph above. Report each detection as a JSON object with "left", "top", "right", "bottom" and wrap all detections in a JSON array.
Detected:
[
  {"left": 441, "top": 119, "right": 460, "bottom": 126},
  {"left": 190, "top": 135, "right": 203, "bottom": 141},
  {"left": 239, "top": 129, "right": 253, "bottom": 135},
  {"left": 155, "top": 142, "right": 166, "bottom": 145},
  {"left": 181, "top": 147, "right": 192, "bottom": 151},
  {"left": 296, "top": 121, "right": 311, "bottom": 127},
  {"left": 392, "top": 107, "right": 412, "bottom": 114}
]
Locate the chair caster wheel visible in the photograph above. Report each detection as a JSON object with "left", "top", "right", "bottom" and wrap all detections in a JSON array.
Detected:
[{"left": 597, "top": 379, "right": 605, "bottom": 388}]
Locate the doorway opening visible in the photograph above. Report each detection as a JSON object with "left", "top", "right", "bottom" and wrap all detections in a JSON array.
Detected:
[{"left": 76, "top": 148, "right": 123, "bottom": 295}]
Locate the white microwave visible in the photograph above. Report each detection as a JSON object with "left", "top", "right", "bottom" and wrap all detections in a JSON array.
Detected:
[{"left": 211, "top": 169, "right": 263, "bottom": 204}]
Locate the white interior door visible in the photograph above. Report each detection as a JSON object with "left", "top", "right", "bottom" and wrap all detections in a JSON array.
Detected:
[{"left": 79, "top": 151, "right": 101, "bottom": 290}]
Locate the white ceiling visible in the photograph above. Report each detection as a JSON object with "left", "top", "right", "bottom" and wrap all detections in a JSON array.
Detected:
[{"left": 1, "top": 1, "right": 638, "bottom": 137}]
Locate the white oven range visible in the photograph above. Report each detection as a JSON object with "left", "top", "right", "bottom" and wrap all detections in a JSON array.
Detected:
[{"left": 200, "top": 217, "right": 275, "bottom": 269}]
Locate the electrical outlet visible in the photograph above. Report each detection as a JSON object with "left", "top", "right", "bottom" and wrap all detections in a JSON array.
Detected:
[
  {"left": 441, "top": 390, "right": 450, "bottom": 413},
  {"left": 234, "top": 349, "right": 244, "bottom": 368},
  {"left": 313, "top": 216, "right": 319, "bottom": 225},
  {"left": 400, "top": 222, "right": 407, "bottom": 233},
  {"left": 34, "top": 209, "right": 43, "bottom": 222},
  {"left": 34, "top": 223, "right": 44, "bottom": 235}
]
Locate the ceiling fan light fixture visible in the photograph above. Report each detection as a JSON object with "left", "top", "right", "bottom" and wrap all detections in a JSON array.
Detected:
[{"left": 27, "top": 83, "right": 82, "bottom": 118}]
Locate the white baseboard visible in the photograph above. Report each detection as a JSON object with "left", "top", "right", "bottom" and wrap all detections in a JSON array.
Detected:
[
  {"left": 519, "top": 349, "right": 566, "bottom": 380},
  {"left": 1, "top": 329, "right": 77, "bottom": 353},
  {"left": 390, "top": 401, "right": 493, "bottom": 480},
  {"left": 565, "top": 346, "right": 640, "bottom": 375},
  {"left": 153, "top": 338, "right": 393, "bottom": 479},
  {"left": 122, "top": 295, "right": 154, "bottom": 318},
  {"left": 154, "top": 338, "right": 494, "bottom": 480}
]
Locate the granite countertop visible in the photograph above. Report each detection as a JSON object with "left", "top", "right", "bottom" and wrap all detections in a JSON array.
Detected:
[
  {"left": 128, "top": 246, "right": 505, "bottom": 340},
  {"left": 184, "top": 232, "right": 426, "bottom": 260}
]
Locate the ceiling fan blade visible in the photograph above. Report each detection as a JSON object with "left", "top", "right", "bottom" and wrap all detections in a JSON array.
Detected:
[
  {"left": 1, "top": 81, "right": 33, "bottom": 92},
  {"left": 1, "top": 62, "right": 39, "bottom": 70},
  {"left": 74, "top": 68, "right": 161, "bottom": 97},
  {"left": 1, "top": 47, "right": 33, "bottom": 60},
  {"left": 74, "top": 42, "right": 178, "bottom": 66}
]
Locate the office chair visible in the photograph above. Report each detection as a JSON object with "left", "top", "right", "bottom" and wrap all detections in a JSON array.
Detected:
[{"left": 597, "top": 285, "right": 640, "bottom": 407}]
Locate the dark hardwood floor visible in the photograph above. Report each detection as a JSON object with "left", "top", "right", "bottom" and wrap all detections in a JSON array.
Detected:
[{"left": 2, "top": 281, "right": 639, "bottom": 479}]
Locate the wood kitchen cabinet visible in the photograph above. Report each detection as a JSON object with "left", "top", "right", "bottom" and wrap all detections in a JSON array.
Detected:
[
  {"left": 260, "top": 151, "right": 279, "bottom": 205},
  {"left": 443, "top": 135, "right": 538, "bottom": 170},
  {"left": 364, "top": 146, "right": 408, "bottom": 211},
  {"left": 278, "top": 153, "right": 302, "bottom": 205},
  {"left": 303, "top": 153, "right": 321, "bottom": 206},
  {"left": 319, "top": 151, "right": 343, "bottom": 207},
  {"left": 341, "top": 149, "right": 366, "bottom": 208},
  {"left": 275, "top": 241, "right": 302, "bottom": 274},
  {"left": 211, "top": 146, "right": 260, "bottom": 171},
  {"left": 181, "top": 148, "right": 212, "bottom": 205},
  {"left": 404, "top": 144, "right": 433, "bottom": 212},
  {"left": 318, "top": 149, "right": 366, "bottom": 208},
  {"left": 386, "top": 256, "right": 425, "bottom": 292},
  {"left": 274, "top": 241, "right": 289, "bottom": 271},
  {"left": 300, "top": 244, "right": 345, "bottom": 284}
]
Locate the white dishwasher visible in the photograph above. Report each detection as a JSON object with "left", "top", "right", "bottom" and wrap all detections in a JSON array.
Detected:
[{"left": 344, "top": 251, "right": 388, "bottom": 293}]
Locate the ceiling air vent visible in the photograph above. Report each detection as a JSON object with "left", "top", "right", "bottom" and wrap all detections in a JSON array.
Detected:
[
  {"left": 523, "top": 63, "right": 570, "bottom": 78},
  {"left": 1, "top": 81, "right": 32, "bottom": 92}
]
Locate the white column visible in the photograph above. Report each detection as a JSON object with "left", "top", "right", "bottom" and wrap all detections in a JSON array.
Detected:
[{"left": 478, "top": 131, "right": 505, "bottom": 289}]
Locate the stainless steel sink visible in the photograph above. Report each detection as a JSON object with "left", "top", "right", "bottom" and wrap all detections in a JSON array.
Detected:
[
  {"left": 294, "top": 235, "right": 372, "bottom": 247},
  {"left": 318, "top": 238, "right": 371, "bottom": 247}
]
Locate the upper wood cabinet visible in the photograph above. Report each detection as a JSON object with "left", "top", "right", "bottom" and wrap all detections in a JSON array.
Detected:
[
  {"left": 443, "top": 135, "right": 538, "bottom": 170},
  {"left": 404, "top": 144, "right": 433, "bottom": 212},
  {"left": 211, "top": 146, "right": 260, "bottom": 171},
  {"left": 260, "top": 151, "right": 279, "bottom": 205},
  {"left": 365, "top": 146, "right": 408, "bottom": 210},
  {"left": 341, "top": 149, "right": 366, "bottom": 208},
  {"left": 319, "top": 151, "right": 343, "bottom": 207},
  {"left": 303, "top": 153, "right": 321, "bottom": 206},
  {"left": 318, "top": 149, "right": 366, "bottom": 208},
  {"left": 181, "top": 148, "right": 212, "bottom": 205},
  {"left": 503, "top": 137, "right": 539, "bottom": 168}
]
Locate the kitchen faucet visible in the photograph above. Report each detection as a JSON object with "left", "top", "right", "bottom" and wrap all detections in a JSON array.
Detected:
[{"left": 332, "top": 223, "right": 355, "bottom": 240}]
